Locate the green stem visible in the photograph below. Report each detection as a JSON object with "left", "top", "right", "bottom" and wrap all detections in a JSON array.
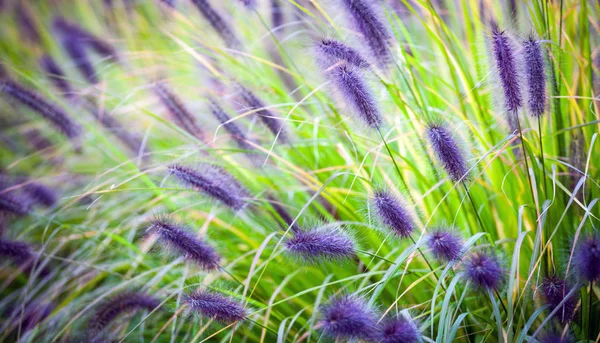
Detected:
[
  {"left": 461, "top": 182, "right": 487, "bottom": 235},
  {"left": 537, "top": 117, "right": 548, "bottom": 197},
  {"left": 376, "top": 127, "right": 414, "bottom": 203}
]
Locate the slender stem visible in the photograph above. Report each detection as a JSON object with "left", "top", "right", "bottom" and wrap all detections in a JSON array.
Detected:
[
  {"left": 376, "top": 127, "right": 415, "bottom": 203},
  {"left": 537, "top": 117, "right": 548, "bottom": 196},
  {"left": 493, "top": 288, "right": 509, "bottom": 315},
  {"left": 409, "top": 236, "right": 440, "bottom": 283},
  {"left": 589, "top": 281, "right": 594, "bottom": 341},
  {"left": 461, "top": 182, "right": 487, "bottom": 235},
  {"left": 514, "top": 110, "right": 537, "bottom": 207}
]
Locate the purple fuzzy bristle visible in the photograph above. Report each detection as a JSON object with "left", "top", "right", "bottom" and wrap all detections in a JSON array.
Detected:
[
  {"left": 88, "top": 292, "right": 160, "bottom": 334},
  {"left": 190, "top": 0, "right": 240, "bottom": 48},
  {"left": 540, "top": 276, "right": 577, "bottom": 323},
  {"left": 315, "top": 39, "right": 370, "bottom": 69},
  {"left": 490, "top": 26, "right": 522, "bottom": 112},
  {"left": 523, "top": 37, "right": 547, "bottom": 116},
  {"left": 340, "top": 0, "right": 391, "bottom": 69},
  {"left": 320, "top": 294, "right": 378, "bottom": 341},
  {"left": 463, "top": 251, "right": 505, "bottom": 291},
  {"left": 154, "top": 83, "right": 205, "bottom": 140},
  {"left": 238, "top": 85, "right": 287, "bottom": 142},
  {"left": 39, "top": 55, "right": 73, "bottom": 97},
  {"left": 208, "top": 97, "right": 253, "bottom": 150},
  {"left": 149, "top": 217, "right": 221, "bottom": 270},
  {"left": 377, "top": 315, "right": 421, "bottom": 343},
  {"left": 427, "top": 228, "right": 463, "bottom": 262},
  {"left": 0, "top": 80, "right": 81, "bottom": 142},
  {"left": 167, "top": 163, "right": 249, "bottom": 210},
  {"left": 539, "top": 332, "right": 573, "bottom": 343},
  {"left": 0, "top": 238, "right": 33, "bottom": 264},
  {"left": 24, "top": 181, "right": 58, "bottom": 207},
  {"left": 329, "top": 64, "right": 382, "bottom": 128},
  {"left": 427, "top": 124, "right": 469, "bottom": 182},
  {"left": 185, "top": 290, "right": 246, "bottom": 324},
  {"left": 573, "top": 235, "right": 600, "bottom": 283},
  {"left": 372, "top": 189, "right": 415, "bottom": 238},
  {"left": 284, "top": 224, "right": 355, "bottom": 263}
]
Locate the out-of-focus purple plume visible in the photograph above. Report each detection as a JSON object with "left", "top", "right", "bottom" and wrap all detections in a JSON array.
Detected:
[
  {"left": 154, "top": 83, "right": 205, "bottom": 141},
  {"left": 39, "top": 55, "right": 74, "bottom": 97},
  {"left": 167, "top": 163, "right": 249, "bottom": 210},
  {"left": 190, "top": 0, "right": 240, "bottom": 48},
  {"left": 284, "top": 224, "right": 355, "bottom": 263},
  {"left": 372, "top": 189, "right": 415, "bottom": 238},
  {"left": 16, "top": 3, "right": 40, "bottom": 44},
  {"left": 208, "top": 97, "right": 253, "bottom": 150},
  {"left": 185, "top": 290, "right": 246, "bottom": 324},
  {"left": 320, "top": 294, "right": 378, "bottom": 341},
  {"left": 427, "top": 228, "right": 463, "bottom": 262},
  {"left": 88, "top": 292, "right": 160, "bottom": 335},
  {"left": 377, "top": 314, "right": 421, "bottom": 343},
  {"left": 426, "top": 124, "right": 469, "bottom": 182},
  {"left": 0, "top": 238, "right": 33, "bottom": 265},
  {"left": 238, "top": 85, "right": 287, "bottom": 142},
  {"left": 573, "top": 235, "right": 600, "bottom": 283},
  {"left": 463, "top": 251, "right": 505, "bottom": 291}
]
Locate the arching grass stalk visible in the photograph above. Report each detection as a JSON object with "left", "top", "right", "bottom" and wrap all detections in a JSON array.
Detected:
[
  {"left": 376, "top": 127, "right": 415, "bottom": 203},
  {"left": 461, "top": 181, "right": 487, "bottom": 235}
]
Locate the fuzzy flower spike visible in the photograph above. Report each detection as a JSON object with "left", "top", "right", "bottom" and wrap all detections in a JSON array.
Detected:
[
  {"left": 427, "top": 123, "right": 469, "bottom": 182},
  {"left": 372, "top": 189, "right": 415, "bottom": 238},
  {"left": 377, "top": 314, "right": 421, "bottom": 343},
  {"left": 320, "top": 294, "right": 378, "bottom": 341},
  {"left": 427, "top": 227, "right": 463, "bottom": 262},
  {"left": 573, "top": 235, "right": 600, "bottom": 283},
  {"left": 88, "top": 292, "right": 160, "bottom": 335},
  {"left": 463, "top": 251, "right": 505, "bottom": 291},
  {"left": 185, "top": 290, "right": 247, "bottom": 324},
  {"left": 539, "top": 275, "right": 577, "bottom": 323},
  {"left": 315, "top": 38, "right": 370, "bottom": 69},
  {"left": 490, "top": 25, "right": 522, "bottom": 113},
  {"left": 284, "top": 223, "right": 355, "bottom": 264},
  {"left": 523, "top": 35, "right": 547, "bottom": 117}
]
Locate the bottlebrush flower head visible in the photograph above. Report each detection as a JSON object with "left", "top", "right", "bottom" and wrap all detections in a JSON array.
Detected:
[
  {"left": 328, "top": 64, "right": 382, "bottom": 128},
  {"left": 39, "top": 55, "right": 73, "bottom": 97},
  {"left": 185, "top": 290, "right": 247, "bottom": 324},
  {"left": 427, "top": 227, "right": 463, "bottom": 262},
  {"left": 490, "top": 24, "right": 522, "bottom": 112},
  {"left": 463, "top": 251, "right": 505, "bottom": 291},
  {"left": 190, "top": 0, "right": 240, "bottom": 48},
  {"left": 88, "top": 292, "right": 160, "bottom": 334},
  {"left": 16, "top": 3, "right": 40, "bottom": 44},
  {"left": 23, "top": 181, "right": 58, "bottom": 208},
  {"left": 315, "top": 38, "right": 370, "bottom": 69},
  {"left": 167, "top": 163, "right": 249, "bottom": 211},
  {"left": 52, "top": 17, "right": 99, "bottom": 84},
  {"left": 426, "top": 123, "right": 469, "bottom": 182},
  {"left": 523, "top": 36, "right": 547, "bottom": 116},
  {"left": 0, "top": 187, "right": 32, "bottom": 216},
  {"left": 377, "top": 314, "right": 421, "bottom": 343},
  {"left": 372, "top": 188, "right": 415, "bottom": 238},
  {"left": 320, "top": 294, "right": 378, "bottom": 341},
  {"left": 53, "top": 17, "right": 118, "bottom": 59},
  {"left": 573, "top": 235, "right": 600, "bottom": 283},
  {"left": 154, "top": 83, "right": 205, "bottom": 140},
  {"left": 340, "top": 0, "right": 391, "bottom": 69},
  {"left": 237, "top": 85, "right": 287, "bottom": 142},
  {"left": 284, "top": 223, "right": 355, "bottom": 264},
  {"left": 0, "top": 80, "right": 81, "bottom": 142},
  {"left": 12, "top": 301, "right": 55, "bottom": 332},
  {"left": 148, "top": 217, "right": 221, "bottom": 270},
  {"left": 0, "top": 238, "right": 33, "bottom": 264},
  {"left": 539, "top": 332, "right": 573, "bottom": 343},
  {"left": 208, "top": 97, "right": 252, "bottom": 150},
  {"left": 539, "top": 276, "right": 577, "bottom": 323}
]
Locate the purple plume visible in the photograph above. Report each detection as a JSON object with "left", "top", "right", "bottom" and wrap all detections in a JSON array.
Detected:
[
  {"left": 340, "top": 0, "right": 391, "bottom": 68},
  {"left": 271, "top": 0, "right": 283, "bottom": 29},
  {"left": 9, "top": 301, "right": 55, "bottom": 332},
  {"left": 463, "top": 251, "right": 505, "bottom": 291},
  {"left": 427, "top": 228, "right": 463, "bottom": 262},
  {"left": 16, "top": 3, "right": 40, "bottom": 44},
  {"left": 315, "top": 39, "right": 370, "bottom": 69},
  {"left": 148, "top": 217, "right": 221, "bottom": 270},
  {"left": 328, "top": 64, "right": 382, "bottom": 128},
  {"left": 427, "top": 124, "right": 469, "bottom": 182},
  {"left": 573, "top": 235, "right": 600, "bottom": 283},
  {"left": 185, "top": 290, "right": 246, "bottom": 324},
  {"left": 208, "top": 97, "right": 253, "bottom": 150},
  {"left": 372, "top": 189, "right": 415, "bottom": 238},
  {"left": 377, "top": 315, "right": 421, "bottom": 343},
  {"left": 0, "top": 189, "right": 32, "bottom": 216},
  {"left": 53, "top": 18, "right": 99, "bottom": 84},
  {"left": 39, "top": 55, "right": 74, "bottom": 97},
  {"left": 523, "top": 37, "right": 547, "bottom": 116},
  {"left": 320, "top": 294, "right": 378, "bottom": 341},
  {"left": 490, "top": 26, "right": 522, "bottom": 112},
  {"left": 0, "top": 80, "right": 81, "bottom": 141},
  {"left": 154, "top": 83, "right": 205, "bottom": 140},
  {"left": 190, "top": 0, "right": 240, "bottom": 48},
  {"left": 0, "top": 238, "right": 33, "bottom": 264},
  {"left": 539, "top": 276, "right": 577, "bottom": 323},
  {"left": 539, "top": 332, "right": 573, "bottom": 343},
  {"left": 23, "top": 181, "right": 58, "bottom": 207},
  {"left": 53, "top": 17, "right": 118, "bottom": 59},
  {"left": 88, "top": 292, "right": 160, "bottom": 334},
  {"left": 284, "top": 224, "right": 355, "bottom": 263},
  {"left": 238, "top": 85, "right": 287, "bottom": 142},
  {"left": 167, "top": 163, "right": 249, "bottom": 210}
]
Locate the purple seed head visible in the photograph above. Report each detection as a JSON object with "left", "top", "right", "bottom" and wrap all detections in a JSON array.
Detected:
[
  {"left": 238, "top": 85, "right": 287, "bottom": 142},
  {"left": 539, "top": 332, "right": 573, "bottom": 343},
  {"left": 208, "top": 97, "right": 252, "bottom": 150},
  {"left": 0, "top": 80, "right": 82, "bottom": 141},
  {"left": 167, "top": 163, "right": 249, "bottom": 210},
  {"left": 23, "top": 181, "right": 58, "bottom": 208},
  {"left": 0, "top": 189, "right": 32, "bottom": 216},
  {"left": 315, "top": 38, "right": 370, "bottom": 69},
  {"left": 539, "top": 276, "right": 577, "bottom": 323},
  {"left": 154, "top": 83, "right": 205, "bottom": 140},
  {"left": 329, "top": 64, "right": 382, "bottom": 128},
  {"left": 0, "top": 238, "right": 33, "bottom": 264},
  {"left": 427, "top": 124, "right": 469, "bottom": 182},
  {"left": 190, "top": 0, "right": 240, "bottom": 48},
  {"left": 53, "top": 17, "right": 118, "bottom": 59},
  {"left": 427, "top": 228, "right": 463, "bottom": 262},
  {"left": 377, "top": 315, "right": 421, "bottom": 343},
  {"left": 15, "top": 301, "right": 55, "bottom": 332},
  {"left": 372, "top": 189, "right": 415, "bottom": 238},
  {"left": 573, "top": 235, "right": 600, "bottom": 283},
  {"left": 523, "top": 37, "right": 547, "bottom": 117},
  {"left": 53, "top": 17, "right": 99, "bottom": 84},
  {"left": 148, "top": 217, "right": 221, "bottom": 270},
  {"left": 340, "top": 0, "right": 391, "bottom": 69},
  {"left": 185, "top": 290, "right": 246, "bottom": 324},
  {"left": 490, "top": 26, "right": 522, "bottom": 112},
  {"left": 88, "top": 292, "right": 160, "bottom": 334},
  {"left": 320, "top": 294, "right": 378, "bottom": 341},
  {"left": 463, "top": 251, "right": 505, "bottom": 291},
  {"left": 271, "top": 0, "right": 283, "bottom": 29},
  {"left": 39, "top": 55, "right": 73, "bottom": 97},
  {"left": 284, "top": 224, "right": 355, "bottom": 264},
  {"left": 16, "top": 4, "right": 40, "bottom": 44}
]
